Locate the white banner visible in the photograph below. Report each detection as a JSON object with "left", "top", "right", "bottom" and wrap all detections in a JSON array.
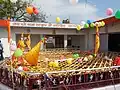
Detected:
[{"left": 10, "top": 22, "right": 78, "bottom": 29}]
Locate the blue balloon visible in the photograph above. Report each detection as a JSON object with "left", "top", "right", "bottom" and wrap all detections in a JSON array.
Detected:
[{"left": 87, "top": 20, "right": 91, "bottom": 24}]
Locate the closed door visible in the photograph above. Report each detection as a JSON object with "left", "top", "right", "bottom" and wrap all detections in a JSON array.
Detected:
[{"left": 55, "top": 35, "right": 64, "bottom": 48}]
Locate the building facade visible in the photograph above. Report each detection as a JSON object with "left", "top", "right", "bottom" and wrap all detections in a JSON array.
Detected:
[{"left": 0, "top": 16, "right": 120, "bottom": 52}]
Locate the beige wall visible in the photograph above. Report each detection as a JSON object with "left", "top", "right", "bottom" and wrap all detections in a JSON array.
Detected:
[
  {"left": 56, "top": 29, "right": 85, "bottom": 35},
  {"left": 68, "top": 35, "right": 86, "bottom": 50},
  {"left": 108, "top": 22, "right": 120, "bottom": 33},
  {"left": 0, "top": 27, "right": 15, "bottom": 41},
  {"left": 89, "top": 34, "right": 108, "bottom": 51},
  {"left": 0, "top": 28, "right": 8, "bottom": 38}
]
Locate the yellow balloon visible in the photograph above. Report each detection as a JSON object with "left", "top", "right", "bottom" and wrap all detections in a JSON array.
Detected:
[
  {"left": 101, "top": 21, "right": 105, "bottom": 26},
  {"left": 94, "top": 54, "right": 97, "bottom": 57},
  {"left": 83, "top": 57, "right": 88, "bottom": 61},
  {"left": 53, "top": 61, "right": 59, "bottom": 67},
  {"left": 67, "top": 58, "right": 72, "bottom": 64},
  {"left": 95, "top": 22, "right": 99, "bottom": 27},
  {"left": 76, "top": 25, "right": 81, "bottom": 31},
  {"left": 56, "top": 17, "right": 60, "bottom": 23},
  {"left": 98, "top": 22, "right": 102, "bottom": 27},
  {"left": 49, "top": 62, "right": 54, "bottom": 67},
  {"left": 88, "top": 55, "right": 93, "bottom": 60}
]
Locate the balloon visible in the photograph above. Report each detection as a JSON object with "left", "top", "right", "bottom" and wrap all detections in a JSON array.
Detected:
[
  {"left": 84, "top": 23, "right": 89, "bottom": 28},
  {"left": 83, "top": 57, "right": 88, "bottom": 61},
  {"left": 88, "top": 55, "right": 93, "bottom": 60},
  {"left": 56, "top": 17, "right": 60, "bottom": 23},
  {"left": 53, "top": 61, "right": 59, "bottom": 67},
  {"left": 87, "top": 20, "right": 91, "bottom": 24},
  {"left": 73, "top": 53, "right": 79, "bottom": 59},
  {"left": 33, "top": 8, "right": 39, "bottom": 14},
  {"left": 95, "top": 22, "right": 99, "bottom": 27},
  {"left": 98, "top": 22, "right": 102, "bottom": 27},
  {"left": 101, "top": 21, "right": 105, "bottom": 26},
  {"left": 18, "top": 66, "right": 23, "bottom": 71},
  {"left": 67, "top": 58, "right": 72, "bottom": 64},
  {"left": 10, "top": 40, "right": 17, "bottom": 51},
  {"left": 33, "top": 6, "right": 36, "bottom": 10},
  {"left": 26, "top": 6, "right": 33, "bottom": 14},
  {"left": 106, "top": 8, "right": 113, "bottom": 16},
  {"left": 90, "top": 23, "right": 95, "bottom": 27},
  {"left": 14, "top": 48, "right": 23, "bottom": 57},
  {"left": 93, "top": 54, "right": 97, "bottom": 57},
  {"left": 10, "top": 45, "right": 16, "bottom": 51},
  {"left": 49, "top": 62, "right": 54, "bottom": 67},
  {"left": 23, "top": 66, "right": 29, "bottom": 71},
  {"left": 78, "top": 57, "right": 83, "bottom": 62},
  {"left": 80, "top": 21, "right": 86, "bottom": 26},
  {"left": 76, "top": 25, "right": 81, "bottom": 31},
  {"left": 69, "top": 0, "right": 78, "bottom": 5},
  {"left": 73, "top": 54, "right": 76, "bottom": 58},
  {"left": 76, "top": 54, "right": 79, "bottom": 57},
  {"left": 115, "top": 10, "right": 120, "bottom": 19}
]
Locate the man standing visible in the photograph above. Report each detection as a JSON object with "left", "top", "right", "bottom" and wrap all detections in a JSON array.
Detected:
[{"left": 0, "top": 40, "right": 3, "bottom": 60}]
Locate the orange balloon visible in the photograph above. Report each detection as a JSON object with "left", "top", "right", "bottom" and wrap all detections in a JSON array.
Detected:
[{"left": 26, "top": 6, "right": 33, "bottom": 14}]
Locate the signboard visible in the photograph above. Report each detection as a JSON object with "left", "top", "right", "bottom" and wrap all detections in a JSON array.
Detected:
[{"left": 10, "top": 22, "right": 78, "bottom": 29}]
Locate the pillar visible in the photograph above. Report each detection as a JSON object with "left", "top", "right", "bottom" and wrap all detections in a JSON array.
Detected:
[
  {"left": 40, "top": 34, "right": 44, "bottom": 50},
  {"left": 86, "top": 30, "right": 95, "bottom": 51},
  {"left": 64, "top": 35, "right": 67, "bottom": 48}
]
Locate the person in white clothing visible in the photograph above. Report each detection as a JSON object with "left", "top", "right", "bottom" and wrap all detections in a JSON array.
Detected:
[{"left": 0, "top": 40, "right": 3, "bottom": 60}]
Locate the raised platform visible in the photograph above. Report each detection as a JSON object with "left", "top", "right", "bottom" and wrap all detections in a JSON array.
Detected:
[{"left": 0, "top": 51, "right": 119, "bottom": 90}]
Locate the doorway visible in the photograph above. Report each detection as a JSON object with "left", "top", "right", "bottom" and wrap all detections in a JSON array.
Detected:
[
  {"left": 55, "top": 35, "right": 64, "bottom": 48},
  {"left": 108, "top": 33, "right": 120, "bottom": 52},
  {"left": 45, "top": 35, "right": 64, "bottom": 48}
]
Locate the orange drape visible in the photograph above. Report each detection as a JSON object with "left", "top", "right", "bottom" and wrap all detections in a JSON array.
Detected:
[
  {"left": 7, "top": 20, "right": 11, "bottom": 43},
  {"left": 0, "top": 20, "right": 8, "bottom": 27},
  {"left": 0, "top": 20, "right": 11, "bottom": 43}
]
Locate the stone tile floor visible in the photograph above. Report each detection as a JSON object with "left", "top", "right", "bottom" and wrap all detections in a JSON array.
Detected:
[{"left": 0, "top": 83, "right": 12, "bottom": 90}]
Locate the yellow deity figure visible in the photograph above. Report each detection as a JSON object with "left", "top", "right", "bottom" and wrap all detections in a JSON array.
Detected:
[
  {"left": 25, "top": 34, "right": 31, "bottom": 51},
  {"left": 17, "top": 33, "right": 26, "bottom": 51}
]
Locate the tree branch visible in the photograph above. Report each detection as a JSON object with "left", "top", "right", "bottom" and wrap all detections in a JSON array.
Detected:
[{"left": 16, "top": 12, "right": 26, "bottom": 20}]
